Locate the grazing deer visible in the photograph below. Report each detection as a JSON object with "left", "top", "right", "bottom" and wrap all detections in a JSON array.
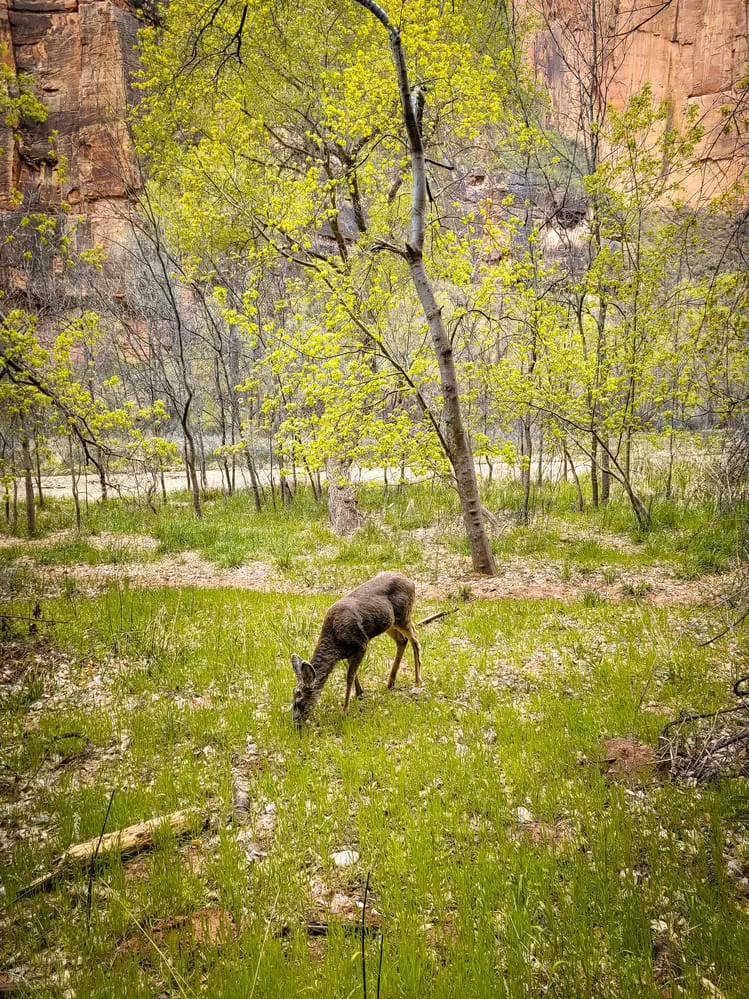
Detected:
[{"left": 291, "top": 571, "right": 422, "bottom": 724}]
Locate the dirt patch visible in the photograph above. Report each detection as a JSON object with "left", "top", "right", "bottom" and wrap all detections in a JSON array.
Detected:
[
  {"left": 509, "top": 806, "right": 577, "bottom": 852},
  {"left": 423, "top": 912, "right": 458, "bottom": 952},
  {"left": 32, "top": 551, "right": 301, "bottom": 596},
  {"left": 6, "top": 551, "right": 725, "bottom": 607},
  {"left": 603, "top": 737, "right": 660, "bottom": 779},
  {"left": 117, "top": 906, "right": 237, "bottom": 958},
  {"left": 0, "top": 530, "right": 71, "bottom": 551},
  {"left": 422, "top": 560, "right": 714, "bottom": 607},
  {"left": 0, "top": 636, "right": 50, "bottom": 687},
  {"left": 88, "top": 532, "right": 159, "bottom": 553},
  {"left": 2, "top": 520, "right": 734, "bottom": 607},
  {"left": 307, "top": 874, "right": 380, "bottom": 928}
]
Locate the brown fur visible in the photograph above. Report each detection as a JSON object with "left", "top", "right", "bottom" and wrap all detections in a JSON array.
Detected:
[{"left": 291, "top": 571, "right": 421, "bottom": 723}]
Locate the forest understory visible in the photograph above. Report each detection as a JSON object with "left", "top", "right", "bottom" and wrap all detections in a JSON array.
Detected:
[
  {"left": 1, "top": 0, "right": 748, "bottom": 993},
  {"left": 1, "top": 469, "right": 748, "bottom": 998}
]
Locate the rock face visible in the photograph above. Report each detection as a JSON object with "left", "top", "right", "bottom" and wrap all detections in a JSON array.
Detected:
[
  {"left": 525, "top": 0, "right": 748, "bottom": 200},
  {"left": 0, "top": 0, "right": 744, "bottom": 252},
  {"left": 0, "top": 0, "right": 143, "bottom": 252}
]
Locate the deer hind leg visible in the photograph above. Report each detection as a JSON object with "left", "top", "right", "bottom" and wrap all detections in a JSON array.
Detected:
[
  {"left": 401, "top": 621, "right": 422, "bottom": 686},
  {"left": 386, "top": 626, "right": 408, "bottom": 689},
  {"left": 343, "top": 650, "right": 366, "bottom": 713}
]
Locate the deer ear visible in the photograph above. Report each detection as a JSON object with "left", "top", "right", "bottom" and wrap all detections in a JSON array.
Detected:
[
  {"left": 291, "top": 653, "right": 304, "bottom": 682},
  {"left": 291, "top": 654, "right": 316, "bottom": 688}
]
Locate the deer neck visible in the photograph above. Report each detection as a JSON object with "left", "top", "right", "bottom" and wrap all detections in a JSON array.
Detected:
[{"left": 310, "top": 633, "right": 340, "bottom": 687}]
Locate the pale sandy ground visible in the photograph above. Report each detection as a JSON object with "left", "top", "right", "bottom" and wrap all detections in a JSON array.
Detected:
[
  {"left": 1, "top": 532, "right": 730, "bottom": 608},
  {"left": 36, "top": 460, "right": 580, "bottom": 501}
]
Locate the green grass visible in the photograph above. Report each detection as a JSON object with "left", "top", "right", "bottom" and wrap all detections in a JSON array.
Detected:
[
  {"left": 3, "top": 455, "right": 747, "bottom": 589},
  {"left": 2, "top": 581, "right": 748, "bottom": 997},
  {"left": 3, "top": 485, "right": 744, "bottom": 597}
]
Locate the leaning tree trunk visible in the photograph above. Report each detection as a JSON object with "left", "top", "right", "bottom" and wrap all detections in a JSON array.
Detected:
[
  {"left": 325, "top": 458, "right": 362, "bottom": 536},
  {"left": 354, "top": 0, "right": 495, "bottom": 574}
]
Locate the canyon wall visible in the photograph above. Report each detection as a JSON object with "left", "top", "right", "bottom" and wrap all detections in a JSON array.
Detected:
[
  {"left": 0, "top": 0, "right": 142, "bottom": 259},
  {"left": 0, "top": 0, "right": 745, "bottom": 253},
  {"left": 525, "top": 0, "right": 749, "bottom": 200}
]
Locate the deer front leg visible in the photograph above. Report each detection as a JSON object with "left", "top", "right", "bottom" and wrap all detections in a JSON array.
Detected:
[
  {"left": 343, "top": 650, "right": 365, "bottom": 713},
  {"left": 386, "top": 627, "right": 408, "bottom": 689}
]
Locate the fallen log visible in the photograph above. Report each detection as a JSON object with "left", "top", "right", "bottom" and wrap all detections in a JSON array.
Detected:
[
  {"left": 17, "top": 809, "right": 207, "bottom": 899},
  {"left": 416, "top": 609, "right": 459, "bottom": 628}
]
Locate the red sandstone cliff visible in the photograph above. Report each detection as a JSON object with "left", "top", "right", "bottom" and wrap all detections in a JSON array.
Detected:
[
  {"left": 0, "top": 0, "right": 142, "bottom": 253},
  {"left": 525, "top": 0, "right": 749, "bottom": 200},
  {"left": 0, "top": 0, "right": 745, "bottom": 245}
]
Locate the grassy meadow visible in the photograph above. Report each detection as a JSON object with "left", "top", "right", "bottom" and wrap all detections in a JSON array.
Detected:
[{"left": 1, "top": 469, "right": 748, "bottom": 997}]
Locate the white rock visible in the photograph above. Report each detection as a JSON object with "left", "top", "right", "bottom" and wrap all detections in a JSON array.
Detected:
[
  {"left": 331, "top": 849, "right": 359, "bottom": 867},
  {"left": 516, "top": 807, "right": 534, "bottom": 824},
  {"left": 726, "top": 859, "right": 743, "bottom": 879}
]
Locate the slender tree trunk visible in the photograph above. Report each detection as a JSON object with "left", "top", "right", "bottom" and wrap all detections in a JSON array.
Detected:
[
  {"left": 68, "top": 435, "right": 81, "bottom": 532},
  {"left": 591, "top": 435, "right": 599, "bottom": 508},
  {"left": 98, "top": 460, "right": 108, "bottom": 502},
  {"left": 269, "top": 433, "right": 277, "bottom": 512},
  {"left": 354, "top": 0, "right": 494, "bottom": 575},
  {"left": 564, "top": 447, "right": 584, "bottom": 512},
  {"left": 184, "top": 442, "right": 192, "bottom": 492},
  {"left": 407, "top": 255, "right": 495, "bottom": 572},
  {"left": 536, "top": 430, "right": 543, "bottom": 488},
  {"left": 34, "top": 431, "right": 44, "bottom": 508},
  {"left": 160, "top": 463, "right": 168, "bottom": 503},
  {"left": 246, "top": 450, "right": 263, "bottom": 512},
  {"left": 601, "top": 439, "right": 610, "bottom": 503},
  {"left": 198, "top": 426, "right": 208, "bottom": 491},
  {"left": 595, "top": 432, "right": 649, "bottom": 530},
  {"left": 12, "top": 477, "right": 18, "bottom": 530},
  {"left": 305, "top": 460, "right": 320, "bottom": 502},
  {"left": 182, "top": 421, "right": 202, "bottom": 517},
  {"left": 520, "top": 418, "right": 532, "bottom": 526},
  {"left": 20, "top": 423, "right": 36, "bottom": 536},
  {"left": 666, "top": 428, "right": 674, "bottom": 500}
]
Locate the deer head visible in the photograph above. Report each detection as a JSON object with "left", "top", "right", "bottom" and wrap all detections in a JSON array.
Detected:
[{"left": 291, "top": 653, "right": 317, "bottom": 724}]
